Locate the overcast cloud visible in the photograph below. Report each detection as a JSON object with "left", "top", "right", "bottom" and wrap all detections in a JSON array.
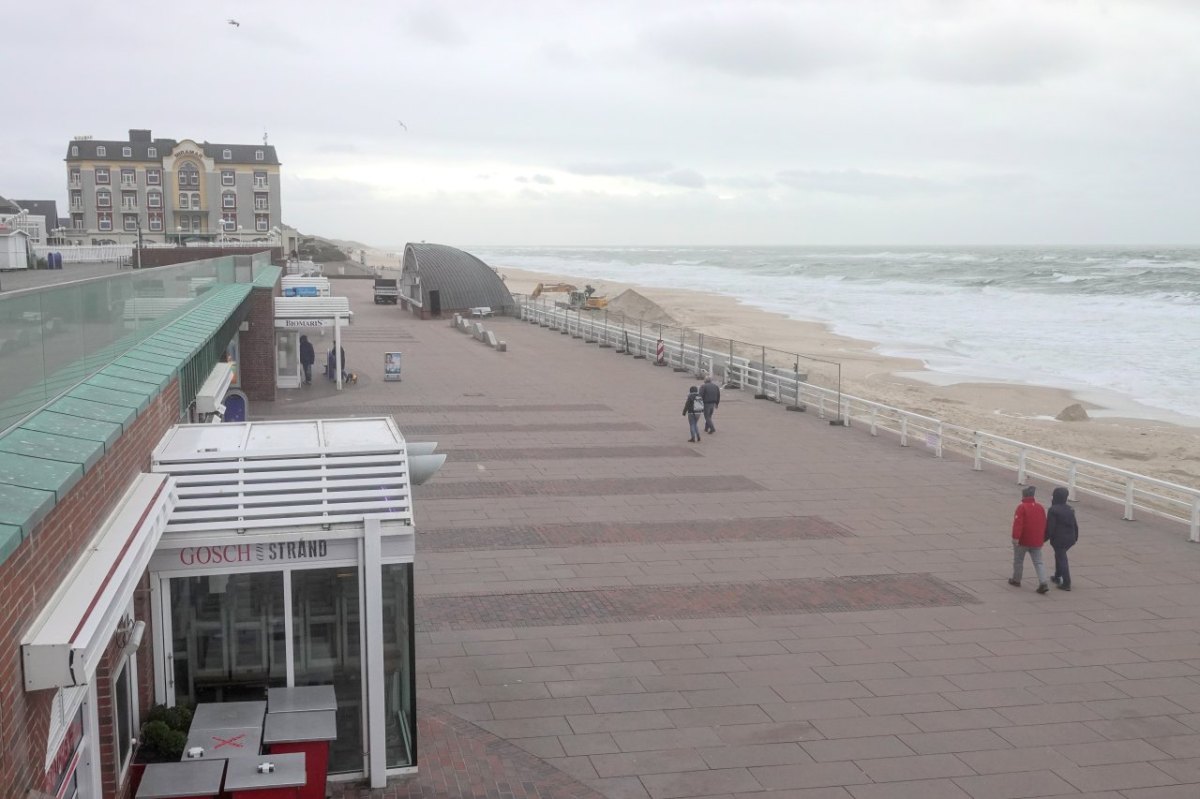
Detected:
[{"left": 3, "top": 0, "right": 1200, "bottom": 246}]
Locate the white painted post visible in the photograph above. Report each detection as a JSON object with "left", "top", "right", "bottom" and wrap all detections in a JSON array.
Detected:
[
  {"left": 335, "top": 318, "right": 343, "bottom": 390},
  {"left": 1017, "top": 450, "right": 1027, "bottom": 484},
  {"left": 935, "top": 422, "right": 944, "bottom": 458},
  {"left": 1124, "top": 478, "right": 1136, "bottom": 521},
  {"left": 1067, "top": 463, "right": 1078, "bottom": 501},
  {"left": 362, "top": 522, "right": 386, "bottom": 788},
  {"left": 900, "top": 417, "right": 909, "bottom": 447},
  {"left": 1190, "top": 498, "right": 1200, "bottom": 543},
  {"left": 870, "top": 408, "right": 878, "bottom": 436},
  {"left": 973, "top": 432, "right": 982, "bottom": 470}
]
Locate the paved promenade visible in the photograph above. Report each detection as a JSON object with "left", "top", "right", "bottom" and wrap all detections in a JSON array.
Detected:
[{"left": 259, "top": 278, "right": 1200, "bottom": 799}]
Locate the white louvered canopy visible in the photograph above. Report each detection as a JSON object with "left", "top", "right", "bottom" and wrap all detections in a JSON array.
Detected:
[
  {"left": 151, "top": 417, "right": 413, "bottom": 534},
  {"left": 274, "top": 295, "right": 352, "bottom": 327}
]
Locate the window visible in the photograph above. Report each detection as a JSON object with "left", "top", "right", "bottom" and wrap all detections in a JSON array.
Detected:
[
  {"left": 191, "top": 193, "right": 201, "bottom": 209},
  {"left": 95, "top": 168, "right": 110, "bottom": 184},
  {"left": 123, "top": 214, "right": 138, "bottom": 231},
  {"left": 222, "top": 212, "right": 237, "bottom": 231},
  {"left": 70, "top": 191, "right": 82, "bottom": 209},
  {"left": 253, "top": 171, "right": 267, "bottom": 188},
  {"left": 178, "top": 217, "right": 190, "bottom": 233},
  {"left": 147, "top": 192, "right": 161, "bottom": 208},
  {"left": 122, "top": 146, "right": 132, "bottom": 157},
  {"left": 71, "top": 214, "right": 84, "bottom": 229},
  {"left": 96, "top": 145, "right": 106, "bottom": 157},
  {"left": 223, "top": 148, "right": 232, "bottom": 160},
  {"left": 70, "top": 145, "right": 79, "bottom": 157},
  {"left": 69, "top": 168, "right": 81, "bottom": 186},
  {"left": 221, "top": 170, "right": 235, "bottom": 186},
  {"left": 256, "top": 214, "right": 269, "bottom": 231},
  {"left": 148, "top": 146, "right": 157, "bottom": 158},
  {"left": 178, "top": 193, "right": 189, "bottom": 209},
  {"left": 178, "top": 163, "right": 199, "bottom": 188},
  {"left": 113, "top": 658, "right": 135, "bottom": 775},
  {"left": 147, "top": 168, "right": 160, "bottom": 186},
  {"left": 255, "top": 149, "right": 264, "bottom": 161},
  {"left": 121, "top": 191, "right": 137, "bottom": 209},
  {"left": 98, "top": 212, "right": 112, "bottom": 231},
  {"left": 96, "top": 190, "right": 111, "bottom": 208},
  {"left": 223, "top": 193, "right": 236, "bottom": 209},
  {"left": 148, "top": 212, "right": 163, "bottom": 231},
  {"left": 253, "top": 193, "right": 269, "bottom": 211},
  {"left": 191, "top": 172, "right": 199, "bottom": 186},
  {"left": 121, "top": 168, "right": 135, "bottom": 186}
]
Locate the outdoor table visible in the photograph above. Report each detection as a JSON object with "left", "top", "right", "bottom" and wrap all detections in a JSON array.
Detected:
[
  {"left": 136, "top": 760, "right": 226, "bottom": 799},
  {"left": 191, "top": 701, "right": 267, "bottom": 731},
  {"left": 266, "top": 685, "right": 336, "bottom": 714},
  {"left": 183, "top": 725, "right": 263, "bottom": 760},
  {"left": 222, "top": 753, "right": 306, "bottom": 799},
  {"left": 263, "top": 710, "right": 336, "bottom": 799}
]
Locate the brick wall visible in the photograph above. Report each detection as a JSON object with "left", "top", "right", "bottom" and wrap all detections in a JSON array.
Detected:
[
  {"left": 238, "top": 279, "right": 280, "bottom": 403},
  {"left": 136, "top": 246, "right": 284, "bottom": 269},
  {"left": 0, "top": 380, "right": 180, "bottom": 799}
]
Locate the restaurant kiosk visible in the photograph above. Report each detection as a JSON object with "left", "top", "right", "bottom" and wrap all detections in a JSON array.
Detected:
[
  {"left": 273, "top": 296, "right": 352, "bottom": 390},
  {"left": 147, "top": 417, "right": 420, "bottom": 788}
]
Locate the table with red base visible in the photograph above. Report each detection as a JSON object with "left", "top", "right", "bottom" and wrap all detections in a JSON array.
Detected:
[
  {"left": 136, "top": 760, "right": 226, "bottom": 799},
  {"left": 262, "top": 710, "right": 336, "bottom": 799},
  {"left": 222, "top": 753, "right": 306, "bottom": 799}
]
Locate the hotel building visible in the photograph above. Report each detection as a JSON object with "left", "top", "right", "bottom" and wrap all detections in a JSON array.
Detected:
[{"left": 65, "top": 129, "right": 282, "bottom": 245}]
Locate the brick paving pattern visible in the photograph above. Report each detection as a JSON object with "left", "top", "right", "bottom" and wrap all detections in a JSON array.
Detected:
[
  {"left": 416, "top": 575, "right": 977, "bottom": 630},
  {"left": 253, "top": 280, "right": 1200, "bottom": 798},
  {"left": 419, "top": 517, "right": 850, "bottom": 551},
  {"left": 403, "top": 422, "right": 650, "bottom": 435},
  {"left": 416, "top": 476, "right": 763, "bottom": 499},
  {"left": 443, "top": 446, "right": 700, "bottom": 463},
  {"left": 332, "top": 703, "right": 608, "bottom": 799}
]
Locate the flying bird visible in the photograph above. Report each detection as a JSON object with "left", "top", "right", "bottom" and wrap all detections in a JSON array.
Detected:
[
  {"left": 227, "top": 19, "right": 240, "bottom": 27},
  {"left": 397, "top": 120, "right": 408, "bottom": 131}
]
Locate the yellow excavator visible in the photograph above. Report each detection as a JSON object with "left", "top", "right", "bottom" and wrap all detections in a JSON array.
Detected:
[{"left": 530, "top": 282, "right": 608, "bottom": 311}]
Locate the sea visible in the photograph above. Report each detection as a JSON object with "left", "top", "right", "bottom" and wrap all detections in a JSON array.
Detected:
[{"left": 465, "top": 246, "right": 1200, "bottom": 424}]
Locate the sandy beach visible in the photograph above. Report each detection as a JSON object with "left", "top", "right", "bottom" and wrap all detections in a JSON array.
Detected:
[{"left": 358, "top": 247, "right": 1200, "bottom": 488}]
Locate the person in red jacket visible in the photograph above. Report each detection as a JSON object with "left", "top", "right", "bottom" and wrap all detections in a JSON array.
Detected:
[{"left": 1009, "top": 485, "right": 1050, "bottom": 594}]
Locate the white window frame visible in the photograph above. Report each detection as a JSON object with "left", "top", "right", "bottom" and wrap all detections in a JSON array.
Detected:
[
  {"left": 98, "top": 214, "right": 112, "bottom": 231},
  {"left": 122, "top": 147, "right": 132, "bottom": 158},
  {"left": 96, "top": 191, "right": 111, "bottom": 208},
  {"left": 256, "top": 215, "right": 269, "bottom": 231},
  {"left": 148, "top": 192, "right": 161, "bottom": 209},
  {"left": 255, "top": 150, "right": 264, "bottom": 161},
  {"left": 121, "top": 169, "right": 136, "bottom": 187},
  {"left": 223, "top": 193, "right": 236, "bottom": 209},
  {"left": 178, "top": 193, "right": 189, "bottom": 210},
  {"left": 149, "top": 214, "right": 163, "bottom": 232},
  {"left": 192, "top": 193, "right": 202, "bottom": 209},
  {"left": 253, "top": 171, "right": 267, "bottom": 188},
  {"left": 223, "top": 149, "right": 232, "bottom": 160},
  {"left": 222, "top": 214, "right": 237, "bottom": 231},
  {"left": 222, "top": 170, "right": 235, "bottom": 186},
  {"left": 124, "top": 215, "right": 138, "bottom": 231},
  {"left": 111, "top": 646, "right": 138, "bottom": 783},
  {"left": 96, "top": 146, "right": 106, "bottom": 157},
  {"left": 121, "top": 192, "right": 137, "bottom": 209},
  {"left": 95, "top": 168, "right": 109, "bottom": 185},
  {"left": 148, "top": 147, "right": 157, "bottom": 158},
  {"left": 71, "top": 145, "right": 79, "bottom": 157},
  {"left": 147, "top": 169, "right": 160, "bottom": 186}
]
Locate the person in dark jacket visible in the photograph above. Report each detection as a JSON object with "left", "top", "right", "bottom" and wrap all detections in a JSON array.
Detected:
[
  {"left": 1010, "top": 485, "right": 1050, "bottom": 594},
  {"left": 1046, "top": 486, "right": 1079, "bottom": 591},
  {"left": 299, "top": 335, "right": 315, "bottom": 384},
  {"left": 682, "top": 386, "right": 702, "bottom": 442},
  {"left": 698, "top": 375, "right": 721, "bottom": 433}
]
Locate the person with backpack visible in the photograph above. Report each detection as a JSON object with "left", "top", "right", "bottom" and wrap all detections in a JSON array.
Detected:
[
  {"left": 1046, "top": 486, "right": 1079, "bottom": 591},
  {"left": 682, "top": 386, "right": 703, "bottom": 442},
  {"left": 299, "top": 335, "right": 315, "bottom": 385}
]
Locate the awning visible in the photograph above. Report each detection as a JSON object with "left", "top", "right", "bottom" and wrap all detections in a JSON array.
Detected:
[
  {"left": 21, "top": 473, "right": 176, "bottom": 691},
  {"left": 274, "top": 296, "right": 351, "bottom": 329}
]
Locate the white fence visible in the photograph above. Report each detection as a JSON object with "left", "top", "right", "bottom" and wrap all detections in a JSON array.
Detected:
[
  {"left": 519, "top": 299, "right": 1200, "bottom": 541},
  {"left": 32, "top": 244, "right": 132, "bottom": 263}
]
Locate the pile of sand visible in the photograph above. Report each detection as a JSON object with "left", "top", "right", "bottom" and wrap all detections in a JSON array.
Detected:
[{"left": 603, "top": 289, "right": 677, "bottom": 326}]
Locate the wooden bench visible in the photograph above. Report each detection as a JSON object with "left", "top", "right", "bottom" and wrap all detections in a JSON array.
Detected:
[{"left": 469, "top": 306, "right": 495, "bottom": 318}]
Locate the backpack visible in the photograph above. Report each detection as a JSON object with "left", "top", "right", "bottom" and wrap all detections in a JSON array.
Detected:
[{"left": 691, "top": 393, "right": 704, "bottom": 413}]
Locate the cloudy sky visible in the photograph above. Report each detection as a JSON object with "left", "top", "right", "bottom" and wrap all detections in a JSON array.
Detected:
[{"left": 4, "top": 1, "right": 1200, "bottom": 246}]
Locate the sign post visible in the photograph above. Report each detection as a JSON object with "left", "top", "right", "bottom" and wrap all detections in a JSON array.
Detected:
[{"left": 384, "top": 352, "right": 402, "bottom": 382}]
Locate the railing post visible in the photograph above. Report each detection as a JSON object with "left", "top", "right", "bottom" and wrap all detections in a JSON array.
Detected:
[
  {"left": 817, "top": 395, "right": 826, "bottom": 420},
  {"left": 786, "top": 357, "right": 805, "bottom": 412},
  {"left": 674, "top": 329, "right": 688, "bottom": 372},
  {"left": 1190, "top": 498, "right": 1200, "bottom": 543},
  {"left": 870, "top": 408, "right": 878, "bottom": 436},
  {"left": 599, "top": 309, "right": 612, "bottom": 348},
  {"left": 900, "top": 417, "right": 909, "bottom": 447},
  {"left": 1017, "top": 450, "right": 1027, "bottom": 484},
  {"left": 973, "top": 432, "right": 982, "bottom": 470},
  {"left": 754, "top": 346, "right": 768, "bottom": 399},
  {"left": 1067, "top": 463, "right": 1078, "bottom": 501},
  {"left": 935, "top": 422, "right": 944, "bottom": 458},
  {"left": 842, "top": 397, "right": 850, "bottom": 428},
  {"left": 696, "top": 333, "right": 705, "bottom": 377},
  {"left": 635, "top": 318, "right": 646, "bottom": 359},
  {"left": 1124, "top": 479, "right": 1135, "bottom": 521}
]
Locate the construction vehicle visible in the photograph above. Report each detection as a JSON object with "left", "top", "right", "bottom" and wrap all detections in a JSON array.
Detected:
[{"left": 530, "top": 282, "right": 609, "bottom": 311}]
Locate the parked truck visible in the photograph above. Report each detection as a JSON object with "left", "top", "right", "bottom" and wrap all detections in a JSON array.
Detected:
[{"left": 373, "top": 277, "right": 399, "bottom": 304}]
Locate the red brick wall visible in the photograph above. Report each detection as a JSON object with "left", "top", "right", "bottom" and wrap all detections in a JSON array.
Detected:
[
  {"left": 0, "top": 380, "right": 180, "bottom": 799},
  {"left": 136, "top": 246, "right": 284, "bottom": 269},
  {"left": 239, "top": 281, "right": 281, "bottom": 403}
]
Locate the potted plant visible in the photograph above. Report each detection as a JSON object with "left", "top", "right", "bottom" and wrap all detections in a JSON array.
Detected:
[{"left": 129, "top": 704, "right": 193, "bottom": 793}]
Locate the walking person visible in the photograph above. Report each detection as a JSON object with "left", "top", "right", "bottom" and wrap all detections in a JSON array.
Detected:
[
  {"left": 1046, "top": 486, "right": 1079, "bottom": 591},
  {"left": 682, "top": 386, "right": 703, "bottom": 442},
  {"left": 1010, "top": 485, "right": 1050, "bottom": 594},
  {"left": 299, "top": 335, "right": 315, "bottom": 385},
  {"left": 699, "top": 375, "right": 721, "bottom": 434}
]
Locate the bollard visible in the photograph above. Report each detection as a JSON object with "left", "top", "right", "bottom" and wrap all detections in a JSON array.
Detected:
[
  {"left": 655, "top": 337, "right": 667, "bottom": 366},
  {"left": 786, "top": 359, "right": 806, "bottom": 412},
  {"left": 599, "top": 309, "right": 613, "bottom": 348},
  {"left": 635, "top": 318, "right": 646, "bottom": 359},
  {"left": 674, "top": 329, "right": 688, "bottom": 372},
  {"left": 754, "top": 346, "right": 769, "bottom": 399}
]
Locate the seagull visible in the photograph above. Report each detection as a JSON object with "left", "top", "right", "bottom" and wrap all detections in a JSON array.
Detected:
[
  {"left": 397, "top": 120, "right": 408, "bottom": 131},
  {"left": 227, "top": 18, "right": 240, "bottom": 27}
]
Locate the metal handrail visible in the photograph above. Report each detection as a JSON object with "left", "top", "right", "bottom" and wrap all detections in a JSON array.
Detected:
[{"left": 516, "top": 298, "right": 1200, "bottom": 540}]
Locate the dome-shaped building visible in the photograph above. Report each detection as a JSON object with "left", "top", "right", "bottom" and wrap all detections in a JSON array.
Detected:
[{"left": 399, "top": 243, "right": 513, "bottom": 319}]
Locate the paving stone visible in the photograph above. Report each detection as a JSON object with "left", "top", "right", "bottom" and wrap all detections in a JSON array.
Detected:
[
  {"left": 951, "top": 769, "right": 1079, "bottom": 799},
  {"left": 802, "top": 735, "right": 914, "bottom": 763},
  {"left": 749, "top": 762, "right": 870, "bottom": 790},
  {"left": 698, "top": 743, "right": 812, "bottom": 769},
  {"left": 590, "top": 749, "right": 709, "bottom": 778},
  {"left": 899, "top": 728, "right": 1011, "bottom": 755},
  {"left": 854, "top": 753, "right": 973, "bottom": 782},
  {"left": 640, "top": 767, "right": 762, "bottom": 799},
  {"left": 846, "top": 778, "right": 970, "bottom": 799}
]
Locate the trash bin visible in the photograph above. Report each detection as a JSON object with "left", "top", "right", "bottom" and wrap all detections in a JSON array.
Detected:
[
  {"left": 263, "top": 711, "right": 336, "bottom": 799},
  {"left": 223, "top": 753, "right": 306, "bottom": 799},
  {"left": 136, "top": 760, "right": 226, "bottom": 799}
]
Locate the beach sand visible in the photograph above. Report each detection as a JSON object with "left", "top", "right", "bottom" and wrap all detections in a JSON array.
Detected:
[{"left": 488, "top": 264, "right": 1200, "bottom": 490}]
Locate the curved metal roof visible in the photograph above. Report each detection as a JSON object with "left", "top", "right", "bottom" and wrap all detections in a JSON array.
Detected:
[{"left": 403, "top": 244, "right": 513, "bottom": 311}]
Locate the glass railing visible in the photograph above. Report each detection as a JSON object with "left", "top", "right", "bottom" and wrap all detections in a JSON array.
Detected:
[{"left": 0, "top": 253, "right": 272, "bottom": 435}]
